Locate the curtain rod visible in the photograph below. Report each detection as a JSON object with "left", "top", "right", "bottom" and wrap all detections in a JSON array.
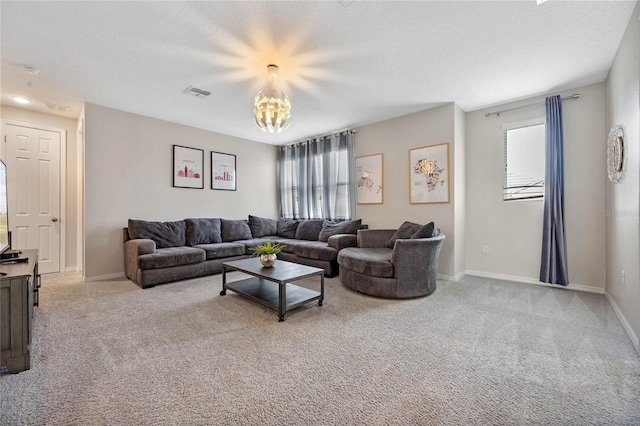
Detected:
[
  {"left": 484, "top": 94, "right": 580, "bottom": 117},
  {"left": 281, "top": 129, "right": 355, "bottom": 148}
]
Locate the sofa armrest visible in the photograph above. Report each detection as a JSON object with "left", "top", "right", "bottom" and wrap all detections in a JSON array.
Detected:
[
  {"left": 391, "top": 235, "right": 445, "bottom": 282},
  {"left": 327, "top": 234, "right": 358, "bottom": 251},
  {"left": 124, "top": 239, "right": 156, "bottom": 280},
  {"left": 357, "top": 229, "right": 397, "bottom": 248}
]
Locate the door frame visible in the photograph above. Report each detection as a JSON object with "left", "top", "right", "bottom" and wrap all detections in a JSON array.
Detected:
[{"left": 1, "top": 120, "right": 67, "bottom": 274}]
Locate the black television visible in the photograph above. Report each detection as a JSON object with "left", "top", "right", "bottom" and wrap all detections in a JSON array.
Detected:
[{"left": 0, "top": 159, "right": 9, "bottom": 256}]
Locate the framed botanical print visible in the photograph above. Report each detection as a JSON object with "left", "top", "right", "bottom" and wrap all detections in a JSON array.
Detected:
[
  {"left": 409, "top": 143, "right": 449, "bottom": 204},
  {"left": 173, "top": 145, "right": 204, "bottom": 189}
]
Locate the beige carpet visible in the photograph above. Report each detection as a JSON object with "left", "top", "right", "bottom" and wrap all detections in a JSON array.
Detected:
[{"left": 1, "top": 271, "right": 639, "bottom": 425}]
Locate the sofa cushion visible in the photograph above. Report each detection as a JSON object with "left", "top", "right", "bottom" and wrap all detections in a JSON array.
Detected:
[
  {"left": 128, "top": 219, "right": 186, "bottom": 248},
  {"left": 411, "top": 222, "right": 436, "bottom": 239},
  {"left": 138, "top": 246, "right": 205, "bottom": 270},
  {"left": 193, "top": 242, "right": 247, "bottom": 260},
  {"left": 277, "top": 219, "right": 299, "bottom": 238},
  {"left": 292, "top": 241, "right": 338, "bottom": 262},
  {"left": 272, "top": 238, "right": 298, "bottom": 254},
  {"left": 185, "top": 218, "right": 222, "bottom": 245},
  {"left": 248, "top": 215, "right": 278, "bottom": 238},
  {"left": 294, "top": 220, "right": 324, "bottom": 241},
  {"left": 220, "top": 219, "right": 252, "bottom": 242},
  {"left": 386, "top": 221, "right": 422, "bottom": 248},
  {"left": 234, "top": 238, "right": 285, "bottom": 252},
  {"left": 317, "top": 219, "right": 361, "bottom": 242},
  {"left": 338, "top": 248, "right": 394, "bottom": 278}
]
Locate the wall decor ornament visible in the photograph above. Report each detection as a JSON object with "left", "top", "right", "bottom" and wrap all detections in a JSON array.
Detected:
[
  {"left": 211, "top": 151, "right": 237, "bottom": 190},
  {"left": 607, "top": 124, "right": 625, "bottom": 184},
  {"left": 173, "top": 145, "right": 204, "bottom": 189},
  {"left": 409, "top": 143, "right": 450, "bottom": 204},
  {"left": 355, "top": 153, "right": 383, "bottom": 204}
]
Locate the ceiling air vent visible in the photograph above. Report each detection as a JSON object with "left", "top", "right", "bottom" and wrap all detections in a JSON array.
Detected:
[
  {"left": 183, "top": 86, "right": 211, "bottom": 98},
  {"left": 42, "top": 101, "right": 70, "bottom": 112}
]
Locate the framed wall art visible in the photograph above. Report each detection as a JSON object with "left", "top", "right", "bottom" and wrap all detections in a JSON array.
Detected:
[
  {"left": 409, "top": 143, "right": 449, "bottom": 204},
  {"left": 173, "top": 145, "right": 204, "bottom": 189},
  {"left": 211, "top": 151, "right": 236, "bottom": 191},
  {"left": 355, "top": 153, "right": 383, "bottom": 204}
]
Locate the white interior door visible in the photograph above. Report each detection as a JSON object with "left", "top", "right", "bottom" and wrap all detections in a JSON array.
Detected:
[{"left": 4, "top": 124, "right": 61, "bottom": 274}]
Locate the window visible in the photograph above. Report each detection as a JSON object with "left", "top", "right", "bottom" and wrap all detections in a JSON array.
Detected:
[
  {"left": 503, "top": 122, "right": 545, "bottom": 201},
  {"left": 279, "top": 132, "right": 354, "bottom": 220}
]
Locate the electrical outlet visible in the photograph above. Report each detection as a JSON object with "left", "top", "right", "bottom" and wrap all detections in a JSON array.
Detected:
[
  {"left": 483, "top": 245, "right": 489, "bottom": 254},
  {"left": 622, "top": 270, "right": 625, "bottom": 285}
]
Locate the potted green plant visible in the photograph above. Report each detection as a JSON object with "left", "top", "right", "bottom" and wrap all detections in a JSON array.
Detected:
[{"left": 251, "top": 240, "right": 287, "bottom": 267}]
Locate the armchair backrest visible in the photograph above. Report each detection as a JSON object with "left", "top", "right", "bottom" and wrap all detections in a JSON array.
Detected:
[{"left": 356, "top": 229, "right": 397, "bottom": 248}]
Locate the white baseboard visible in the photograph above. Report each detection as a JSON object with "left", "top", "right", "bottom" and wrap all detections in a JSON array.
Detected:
[
  {"left": 437, "top": 273, "right": 455, "bottom": 281},
  {"left": 83, "top": 272, "right": 126, "bottom": 282},
  {"left": 605, "top": 292, "right": 639, "bottom": 352},
  {"left": 464, "top": 270, "right": 605, "bottom": 294},
  {"left": 65, "top": 266, "right": 79, "bottom": 272}
]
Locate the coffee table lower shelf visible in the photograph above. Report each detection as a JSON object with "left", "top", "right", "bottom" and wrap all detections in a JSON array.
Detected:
[{"left": 222, "top": 277, "right": 322, "bottom": 321}]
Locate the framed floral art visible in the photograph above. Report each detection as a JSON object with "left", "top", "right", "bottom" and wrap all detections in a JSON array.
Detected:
[
  {"left": 409, "top": 143, "right": 449, "bottom": 204},
  {"left": 355, "top": 153, "right": 383, "bottom": 204}
]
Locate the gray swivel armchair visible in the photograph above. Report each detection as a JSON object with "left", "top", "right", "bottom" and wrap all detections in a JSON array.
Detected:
[{"left": 337, "top": 227, "right": 445, "bottom": 299}]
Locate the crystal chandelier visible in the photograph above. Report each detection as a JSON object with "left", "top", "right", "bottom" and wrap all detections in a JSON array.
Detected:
[{"left": 254, "top": 64, "right": 291, "bottom": 134}]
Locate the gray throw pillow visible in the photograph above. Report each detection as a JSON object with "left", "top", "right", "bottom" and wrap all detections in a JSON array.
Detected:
[
  {"left": 185, "top": 218, "right": 222, "bottom": 245},
  {"left": 128, "top": 219, "right": 186, "bottom": 248},
  {"left": 411, "top": 222, "right": 435, "bottom": 239},
  {"left": 318, "top": 219, "right": 362, "bottom": 242},
  {"left": 220, "top": 219, "right": 252, "bottom": 242},
  {"left": 294, "top": 220, "right": 324, "bottom": 241},
  {"left": 386, "top": 221, "right": 422, "bottom": 248},
  {"left": 248, "top": 215, "right": 278, "bottom": 238},
  {"left": 277, "top": 219, "right": 299, "bottom": 238}
]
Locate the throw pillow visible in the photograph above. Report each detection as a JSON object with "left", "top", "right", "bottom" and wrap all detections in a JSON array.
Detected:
[
  {"left": 317, "top": 219, "right": 362, "bottom": 242},
  {"left": 248, "top": 215, "right": 278, "bottom": 238},
  {"left": 220, "top": 219, "right": 252, "bottom": 242},
  {"left": 410, "top": 221, "right": 435, "bottom": 239},
  {"left": 277, "top": 219, "right": 299, "bottom": 238},
  {"left": 128, "top": 219, "right": 186, "bottom": 248},
  {"left": 386, "top": 221, "right": 422, "bottom": 248},
  {"left": 185, "top": 218, "right": 222, "bottom": 245},
  {"left": 294, "top": 220, "right": 324, "bottom": 241}
]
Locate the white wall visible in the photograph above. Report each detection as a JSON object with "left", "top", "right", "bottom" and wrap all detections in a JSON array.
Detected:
[
  {"left": 454, "top": 104, "right": 466, "bottom": 279},
  {"left": 605, "top": 2, "right": 640, "bottom": 349},
  {"left": 83, "top": 103, "right": 278, "bottom": 280},
  {"left": 0, "top": 105, "right": 79, "bottom": 271},
  {"left": 465, "top": 83, "right": 607, "bottom": 291},
  {"left": 354, "top": 103, "right": 458, "bottom": 278}
]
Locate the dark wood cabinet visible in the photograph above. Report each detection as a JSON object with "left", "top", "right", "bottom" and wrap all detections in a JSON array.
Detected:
[{"left": 0, "top": 249, "right": 39, "bottom": 374}]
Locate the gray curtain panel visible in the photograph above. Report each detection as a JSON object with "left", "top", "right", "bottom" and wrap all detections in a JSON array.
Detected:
[
  {"left": 540, "top": 95, "right": 569, "bottom": 286},
  {"left": 278, "top": 131, "right": 356, "bottom": 220}
]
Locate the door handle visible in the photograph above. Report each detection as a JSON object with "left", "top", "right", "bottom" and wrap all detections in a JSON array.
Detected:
[{"left": 52, "top": 217, "right": 58, "bottom": 222}]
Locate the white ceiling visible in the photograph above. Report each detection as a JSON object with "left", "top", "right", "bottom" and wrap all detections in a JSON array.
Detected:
[{"left": 1, "top": 1, "right": 636, "bottom": 145}]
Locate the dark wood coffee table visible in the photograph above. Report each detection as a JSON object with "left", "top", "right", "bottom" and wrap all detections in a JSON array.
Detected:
[{"left": 220, "top": 258, "right": 324, "bottom": 321}]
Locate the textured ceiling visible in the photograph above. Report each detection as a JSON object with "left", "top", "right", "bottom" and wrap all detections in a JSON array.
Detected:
[{"left": 0, "top": 1, "right": 636, "bottom": 145}]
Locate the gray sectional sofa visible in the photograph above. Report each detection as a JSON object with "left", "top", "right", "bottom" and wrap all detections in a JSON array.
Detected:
[{"left": 123, "top": 215, "right": 363, "bottom": 288}]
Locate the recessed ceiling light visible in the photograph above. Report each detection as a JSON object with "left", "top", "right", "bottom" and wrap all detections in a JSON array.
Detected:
[{"left": 11, "top": 96, "right": 31, "bottom": 104}]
